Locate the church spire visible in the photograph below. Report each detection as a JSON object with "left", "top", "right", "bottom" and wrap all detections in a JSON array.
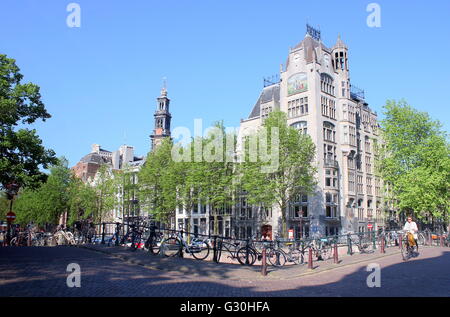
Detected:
[
  {"left": 150, "top": 79, "right": 172, "bottom": 151},
  {"left": 161, "top": 77, "right": 167, "bottom": 97}
]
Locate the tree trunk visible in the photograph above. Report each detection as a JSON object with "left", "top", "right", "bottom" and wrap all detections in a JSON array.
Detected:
[
  {"left": 214, "top": 213, "right": 218, "bottom": 235},
  {"left": 281, "top": 203, "right": 287, "bottom": 238}
]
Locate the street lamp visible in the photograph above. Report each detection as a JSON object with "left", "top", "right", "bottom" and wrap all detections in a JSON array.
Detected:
[{"left": 4, "top": 182, "right": 20, "bottom": 245}]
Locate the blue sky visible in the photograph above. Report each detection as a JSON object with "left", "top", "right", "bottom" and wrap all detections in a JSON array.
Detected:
[{"left": 1, "top": 0, "right": 449, "bottom": 166}]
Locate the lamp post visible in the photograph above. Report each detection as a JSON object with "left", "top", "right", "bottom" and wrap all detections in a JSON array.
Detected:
[{"left": 4, "top": 182, "right": 20, "bottom": 246}]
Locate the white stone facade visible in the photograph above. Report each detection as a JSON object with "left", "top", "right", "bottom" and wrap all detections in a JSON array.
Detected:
[{"left": 175, "top": 30, "right": 385, "bottom": 239}]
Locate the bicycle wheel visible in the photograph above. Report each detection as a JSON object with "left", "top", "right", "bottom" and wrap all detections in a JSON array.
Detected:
[
  {"left": 191, "top": 241, "right": 210, "bottom": 260},
  {"left": 130, "top": 234, "right": 142, "bottom": 251},
  {"left": 288, "top": 248, "right": 303, "bottom": 265},
  {"left": 297, "top": 249, "right": 307, "bottom": 264},
  {"left": 267, "top": 248, "right": 287, "bottom": 267},
  {"left": 53, "top": 232, "right": 64, "bottom": 245},
  {"left": 66, "top": 232, "right": 76, "bottom": 245},
  {"left": 236, "top": 247, "right": 257, "bottom": 265},
  {"left": 146, "top": 235, "right": 162, "bottom": 255},
  {"left": 319, "top": 246, "right": 332, "bottom": 260},
  {"left": 162, "top": 237, "right": 182, "bottom": 257},
  {"left": 401, "top": 238, "right": 410, "bottom": 261},
  {"left": 417, "top": 234, "right": 425, "bottom": 246},
  {"left": 10, "top": 237, "right": 18, "bottom": 246}
]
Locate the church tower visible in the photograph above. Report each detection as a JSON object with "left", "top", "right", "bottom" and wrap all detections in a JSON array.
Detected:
[{"left": 150, "top": 83, "right": 172, "bottom": 150}]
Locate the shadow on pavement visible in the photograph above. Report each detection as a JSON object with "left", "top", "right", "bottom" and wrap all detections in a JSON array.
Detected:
[{"left": 0, "top": 246, "right": 449, "bottom": 297}]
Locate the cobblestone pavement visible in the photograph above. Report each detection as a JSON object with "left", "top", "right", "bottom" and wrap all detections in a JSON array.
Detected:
[{"left": 0, "top": 245, "right": 449, "bottom": 296}]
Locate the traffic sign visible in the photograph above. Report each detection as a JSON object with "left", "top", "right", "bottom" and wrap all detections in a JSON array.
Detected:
[
  {"left": 367, "top": 223, "right": 373, "bottom": 229},
  {"left": 288, "top": 229, "right": 294, "bottom": 239},
  {"left": 6, "top": 212, "right": 16, "bottom": 223}
]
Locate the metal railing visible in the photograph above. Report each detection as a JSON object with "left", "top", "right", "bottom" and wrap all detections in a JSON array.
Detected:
[{"left": 3, "top": 222, "right": 449, "bottom": 276}]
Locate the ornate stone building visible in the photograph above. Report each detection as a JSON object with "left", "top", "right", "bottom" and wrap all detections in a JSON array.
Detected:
[
  {"left": 238, "top": 26, "right": 384, "bottom": 238},
  {"left": 175, "top": 26, "right": 385, "bottom": 239}
]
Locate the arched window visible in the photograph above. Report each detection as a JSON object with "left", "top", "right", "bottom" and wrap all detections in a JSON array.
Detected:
[
  {"left": 320, "top": 73, "right": 335, "bottom": 96},
  {"left": 323, "top": 121, "right": 336, "bottom": 142},
  {"left": 291, "top": 121, "right": 307, "bottom": 135}
]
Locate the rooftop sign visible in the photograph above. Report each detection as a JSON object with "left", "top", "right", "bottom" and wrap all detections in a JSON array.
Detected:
[{"left": 306, "top": 24, "right": 321, "bottom": 41}]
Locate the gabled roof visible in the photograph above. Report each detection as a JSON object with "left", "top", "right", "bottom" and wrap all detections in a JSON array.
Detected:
[
  {"left": 248, "top": 83, "right": 280, "bottom": 119},
  {"left": 292, "top": 34, "right": 331, "bottom": 63}
]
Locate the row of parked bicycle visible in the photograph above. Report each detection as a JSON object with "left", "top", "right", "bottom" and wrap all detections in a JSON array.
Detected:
[
  {"left": 0, "top": 224, "right": 94, "bottom": 246},
  {"left": 2, "top": 222, "right": 448, "bottom": 268},
  {"left": 87, "top": 223, "right": 450, "bottom": 267}
]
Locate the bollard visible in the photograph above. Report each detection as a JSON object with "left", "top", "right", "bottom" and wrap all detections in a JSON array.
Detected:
[
  {"left": 159, "top": 240, "right": 166, "bottom": 257},
  {"left": 308, "top": 246, "right": 313, "bottom": 269},
  {"left": 333, "top": 242, "right": 338, "bottom": 264},
  {"left": 179, "top": 230, "right": 184, "bottom": 258},
  {"left": 216, "top": 238, "right": 223, "bottom": 263},
  {"left": 245, "top": 239, "right": 250, "bottom": 265},
  {"left": 399, "top": 235, "right": 402, "bottom": 250},
  {"left": 275, "top": 240, "right": 281, "bottom": 266},
  {"left": 347, "top": 233, "right": 353, "bottom": 255},
  {"left": 440, "top": 236, "right": 444, "bottom": 247},
  {"left": 212, "top": 235, "right": 218, "bottom": 263},
  {"left": 261, "top": 246, "right": 267, "bottom": 276},
  {"left": 380, "top": 235, "right": 385, "bottom": 253},
  {"left": 101, "top": 223, "right": 106, "bottom": 244},
  {"left": 115, "top": 223, "right": 120, "bottom": 246}
]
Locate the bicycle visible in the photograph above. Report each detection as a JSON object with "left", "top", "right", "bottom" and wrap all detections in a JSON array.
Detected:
[
  {"left": 417, "top": 231, "right": 426, "bottom": 246},
  {"left": 401, "top": 231, "right": 418, "bottom": 261},
  {"left": 143, "top": 224, "right": 163, "bottom": 255},
  {"left": 269, "top": 240, "right": 303, "bottom": 266},
  {"left": 107, "top": 223, "right": 122, "bottom": 247},
  {"left": 216, "top": 239, "right": 253, "bottom": 265},
  {"left": 377, "top": 230, "right": 395, "bottom": 248},
  {"left": 128, "top": 224, "right": 144, "bottom": 251},
  {"left": 53, "top": 227, "right": 76, "bottom": 245},
  {"left": 350, "top": 232, "right": 374, "bottom": 254},
  {"left": 160, "top": 231, "right": 210, "bottom": 260},
  {"left": 10, "top": 231, "right": 27, "bottom": 246},
  {"left": 234, "top": 238, "right": 281, "bottom": 266},
  {"left": 296, "top": 237, "right": 332, "bottom": 263}
]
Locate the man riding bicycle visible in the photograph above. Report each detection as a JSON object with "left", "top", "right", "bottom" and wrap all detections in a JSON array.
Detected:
[{"left": 403, "top": 216, "right": 419, "bottom": 252}]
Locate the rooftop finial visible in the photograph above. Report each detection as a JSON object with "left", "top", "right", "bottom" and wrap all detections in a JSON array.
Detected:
[
  {"left": 161, "top": 77, "right": 167, "bottom": 96},
  {"left": 334, "top": 33, "right": 347, "bottom": 49}
]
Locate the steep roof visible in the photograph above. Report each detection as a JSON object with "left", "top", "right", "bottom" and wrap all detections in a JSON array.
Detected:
[
  {"left": 80, "top": 153, "right": 104, "bottom": 164},
  {"left": 248, "top": 83, "right": 280, "bottom": 119},
  {"left": 292, "top": 34, "right": 331, "bottom": 63}
]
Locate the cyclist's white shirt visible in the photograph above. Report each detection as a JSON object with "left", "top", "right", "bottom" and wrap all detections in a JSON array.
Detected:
[{"left": 403, "top": 221, "right": 418, "bottom": 239}]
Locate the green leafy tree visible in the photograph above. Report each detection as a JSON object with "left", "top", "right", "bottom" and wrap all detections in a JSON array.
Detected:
[
  {"left": 92, "top": 164, "right": 117, "bottom": 223},
  {"left": 0, "top": 54, "right": 57, "bottom": 189},
  {"left": 377, "top": 100, "right": 450, "bottom": 227},
  {"left": 67, "top": 178, "right": 97, "bottom": 225},
  {"left": 14, "top": 158, "right": 72, "bottom": 225},
  {"left": 239, "top": 110, "right": 317, "bottom": 237},
  {"left": 199, "top": 121, "right": 237, "bottom": 235},
  {"left": 138, "top": 138, "right": 178, "bottom": 224},
  {"left": 0, "top": 192, "right": 9, "bottom": 219}
]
